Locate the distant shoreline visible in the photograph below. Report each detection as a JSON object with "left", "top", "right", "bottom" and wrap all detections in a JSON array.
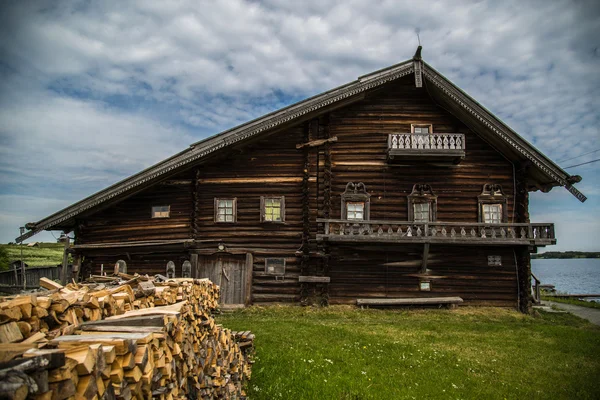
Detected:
[{"left": 532, "top": 252, "right": 600, "bottom": 259}]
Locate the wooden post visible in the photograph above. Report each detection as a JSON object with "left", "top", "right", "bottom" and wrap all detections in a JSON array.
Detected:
[
  {"left": 72, "top": 254, "right": 81, "bottom": 283},
  {"left": 421, "top": 243, "right": 430, "bottom": 273},
  {"left": 19, "top": 227, "right": 25, "bottom": 290},
  {"left": 190, "top": 254, "right": 199, "bottom": 278},
  {"left": 245, "top": 253, "right": 253, "bottom": 306},
  {"left": 60, "top": 234, "right": 70, "bottom": 285}
]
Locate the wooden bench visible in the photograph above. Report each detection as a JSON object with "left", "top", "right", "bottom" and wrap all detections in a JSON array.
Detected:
[{"left": 356, "top": 297, "right": 463, "bottom": 308}]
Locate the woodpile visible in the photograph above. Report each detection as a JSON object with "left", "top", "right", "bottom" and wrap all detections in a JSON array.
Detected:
[{"left": 0, "top": 276, "right": 254, "bottom": 399}]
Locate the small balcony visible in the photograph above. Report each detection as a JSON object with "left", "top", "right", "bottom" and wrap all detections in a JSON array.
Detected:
[
  {"left": 317, "top": 219, "right": 556, "bottom": 247},
  {"left": 387, "top": 133, "right": 465, "bottom": 163}
]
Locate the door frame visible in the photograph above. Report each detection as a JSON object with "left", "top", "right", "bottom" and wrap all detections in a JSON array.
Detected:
[{"left": 191, "top": 251, "right": 253, "bottom": 306}]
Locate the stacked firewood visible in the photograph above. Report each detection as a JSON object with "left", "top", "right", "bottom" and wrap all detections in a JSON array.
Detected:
[{"left": 0, "top": 276, "right": 254, "bottom": 399}]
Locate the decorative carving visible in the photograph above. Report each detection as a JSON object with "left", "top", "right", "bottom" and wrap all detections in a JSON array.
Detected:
[
  {"left": 182, "top": 260, "right": 192, "bottom": 278},
  {"left": 341, "top": 182, "right": 371, "bottom": 221},
  {"left": 414, "top": 60, "right": 423, "bottom": 87},
  {"left": 166, "top": 261, "right": 176, "bottom": 279},
  {"left": 388, "top": 133, "right": 465, "bottom": 151}
]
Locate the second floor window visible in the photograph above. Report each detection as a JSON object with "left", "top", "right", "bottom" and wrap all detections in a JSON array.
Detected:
[
  {"left": 341, "top": 182, "right": 370, "bottom": 221},
  {"left": 408, "top": 184, "right": 437, "bottom": 222},
  {"left": 413, "top": 202, "right": 431, "bottom": 222},
  {"left": 346, "top": 202, "right": 365, "bottom": 220},
  {"left": 215, "top": 198, "right": 236, "bottom": 223},
  {"left": 478, "top": 184, "right": 507, "bottom": 224},
  {"left": 482, "top": 204, "right": 503, "bottom": 224},
  {"left": 261, "top": 196, "right": 285, "bottom": 222}
]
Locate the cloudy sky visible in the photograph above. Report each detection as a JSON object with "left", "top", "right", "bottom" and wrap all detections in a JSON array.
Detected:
[{"left": 0, "top": 0, "right": 598, "bottom": 251}]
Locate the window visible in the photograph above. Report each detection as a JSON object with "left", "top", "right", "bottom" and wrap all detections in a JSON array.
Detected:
[
  {"left": 341, "top": 182, "right": 370, "bottom": 221},
  {"left": 408, "top": 184, "right": 437, "bottom": 222},
  {"left": 478, "top": 184, "right": 507, "bottom": 223},
  {"left": 482, "top": 204, "right": 503, "bottom": 224},
  {"left": 413, "top": 202, "right": 431, "bottom": 223},
  {"left": 214, "top": 198, "right": 237, "bottom": 223},
  {"left": 261, "top": 196, "right": 285, "bottom": 222},
  {"left": 419, "top": 280, "right": 431, "bottom": 291},
  {"left": 265, "top": 258, "right": 285, "bottom": 276},
  {"left": 411, "top": 124, "right": 432, "bottom": 134},
  {"left": 346, "top": 202, "right": 365, "bottom": 220},
  {"left": 488, "top": 255, "right": 502, "bottom": 267},
  {"left": 151, "top": 205, "right": 170, "bottom": 218}
]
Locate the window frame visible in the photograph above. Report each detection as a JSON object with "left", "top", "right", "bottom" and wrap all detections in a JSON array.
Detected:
[
  {"left": 341, "top": 182, "right": 370, "bottom": 221},
  {"left": 411, "top": 124, "right": 433, "bottom": 134},
  {"left": 346, "top": 201, "right": 366, "bottom": 221},
  {"left": 214, "top": 197, "right": 237, "bottom": 223},
  {"left": 265, "top": 258, "right": 286, "bottom": 276},
  {"left": 478, "top": 184, "right": 508, "bottom": 224},
  {"left": 151, "top": 205, "right": 170, "bottom": 219},
  {"left": 407, "top": 184, "right": 437, "bottom": 222},
  {"left": 260, "top": 196, "right": 285, "bottom": 223}
]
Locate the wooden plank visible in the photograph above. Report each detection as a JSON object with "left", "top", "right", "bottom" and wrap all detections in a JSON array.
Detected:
[
  {"left": 298, "top": 276, "right": 331, "bottom": 283},
  {"left": 296, "top": 136, "right": 338, "bottom": 149},
  {"left": 357, "top": 297, "right": 463, "bottom": 306},
  {"left": 39, "top": 278, "right": 63, "bottom": 291}
]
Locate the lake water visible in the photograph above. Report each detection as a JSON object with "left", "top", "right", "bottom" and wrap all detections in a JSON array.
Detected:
[{"left": 531, "top": 258, "right": 600, "bottom": 296}]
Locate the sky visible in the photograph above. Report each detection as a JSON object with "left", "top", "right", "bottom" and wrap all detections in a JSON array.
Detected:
[{"left": 0, "top": 0, "right": 598, "bottom": 251}]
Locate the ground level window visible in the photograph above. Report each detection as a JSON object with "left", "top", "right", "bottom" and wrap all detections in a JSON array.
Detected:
[
  {"left": 482, "top": 204, "right": 503, "bottom": 224},
  {"left": 346, "top": 202, "right": 365, "bottom": 220},
  {"left": 265, "top": 258, "right": 285, "bottom": 276},
  {"left": 151, "top": 205, "right": 170, "bottom": 218},
  {"left": 215, "top": 198, "right": 236, "bottom": 222},
  {"left": 261, "top": 196, "right": 285, "bottom": 222}
]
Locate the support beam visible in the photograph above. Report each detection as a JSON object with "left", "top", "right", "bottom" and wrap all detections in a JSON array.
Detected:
[
  {"left": 421, "top": 243, "right": 430, "bottom": 273},
  {"left": 296, "top": 136, "right": 338, "bottom": 149}
]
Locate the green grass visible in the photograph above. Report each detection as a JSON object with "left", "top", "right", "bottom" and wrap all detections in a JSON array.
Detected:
[
  {"left": 0, "top": 243, "right": 65, "bottom": 270},
  {"left": 217, "top": 305, "right": 600, "bottom": 400},
  {"left": 542, "top": 295, "right": 600, "bottom": 309}
]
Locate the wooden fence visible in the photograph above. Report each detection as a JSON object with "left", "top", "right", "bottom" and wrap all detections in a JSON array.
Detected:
[{"left": 0, "top": 264, "right": 71, "bottom": 289}]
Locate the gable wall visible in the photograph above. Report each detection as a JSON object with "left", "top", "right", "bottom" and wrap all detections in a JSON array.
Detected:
[{"left": 322, "top": 76, "right": 515, "bottom": 223}]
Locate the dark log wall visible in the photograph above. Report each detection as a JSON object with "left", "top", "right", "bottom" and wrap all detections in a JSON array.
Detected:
[
  {"left": 325, "top": 76, "right": 515, "bottom": 223},
  {"left": 328, "top": 244, "right": 518, "bottom": 307},
  {"left": 78, "top": 170, "right": 195, "bottom": 244},
  {"left": 193, "top": 127, "right": 305, "bottom": 303}
]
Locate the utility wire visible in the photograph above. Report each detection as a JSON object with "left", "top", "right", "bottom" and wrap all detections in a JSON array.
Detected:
[
  {"left": 564, "top": 158, "right": 600, "bottom": 168},
  {"left": 557, "top": 148, "right": 600, "bottom": 163}
]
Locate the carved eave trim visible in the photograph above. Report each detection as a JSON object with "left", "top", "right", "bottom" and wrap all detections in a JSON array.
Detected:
[
  {"left": 422, "top": 63, "right": 586, "bottom": 203},
  {"left": 16, "top": 62, "right": 414, "bottom": 242}
]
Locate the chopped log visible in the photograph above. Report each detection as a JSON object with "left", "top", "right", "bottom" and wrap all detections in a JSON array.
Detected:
[
  {"left": 40, "top": 278, "right": 63, "bottom": 291},
  {"left": 0, "top": 321, "right": 24, "bottom": 343}
]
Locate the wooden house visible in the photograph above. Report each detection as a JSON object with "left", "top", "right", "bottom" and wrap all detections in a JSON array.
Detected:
[{"left": 17, "top": 48, "right": 585, "bottom": 312}]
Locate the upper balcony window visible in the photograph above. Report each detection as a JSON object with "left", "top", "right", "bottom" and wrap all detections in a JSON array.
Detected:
[
  {"left": 215, "top": 198, "right": 237, "bottom": 223},
  {"left": 341, "top": 182, "right": 370, "bottom": 221},
  {"left": 408, "top": 184, "right": 437, "bottom": 222},
  {"left": 261, "top": 196, "right": 285, "bottom": 222},
  {"left": 151, "top": 205, "right": 170, "bottom": 218},
  {"left": 412, "top": 124, "right": 432, "bottom": 134},
  {"left": 478, "top": 184, "right": 507, "bottom": 224}
]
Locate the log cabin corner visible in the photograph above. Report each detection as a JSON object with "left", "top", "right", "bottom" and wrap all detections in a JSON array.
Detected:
[{"left": 16, "top": 47, "right": 586, "bottom": 313}]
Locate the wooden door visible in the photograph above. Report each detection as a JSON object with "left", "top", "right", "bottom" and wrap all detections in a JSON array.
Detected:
[{"left": 197, "top": 254, "right": 248, "bottom": 305}]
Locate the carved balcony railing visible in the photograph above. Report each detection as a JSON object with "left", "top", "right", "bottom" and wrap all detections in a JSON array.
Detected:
[
  {"left": 387, "top": 133, "right": 466, "bottom": 163},
  {"left": 317, "top": 219, "right": 556, "bottom": 246}
]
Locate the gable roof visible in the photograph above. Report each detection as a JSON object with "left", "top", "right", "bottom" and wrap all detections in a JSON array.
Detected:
[{"left": 16, "top": 49, "right": 585, "bottom": 243}]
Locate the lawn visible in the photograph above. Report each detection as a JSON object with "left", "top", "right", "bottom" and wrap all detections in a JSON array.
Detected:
[
  {"left": 217, "top": 306, "right": 600, "bottom": 400},
  {"left": 0, "top": 243, "right": 65, "bottom": 270}
]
